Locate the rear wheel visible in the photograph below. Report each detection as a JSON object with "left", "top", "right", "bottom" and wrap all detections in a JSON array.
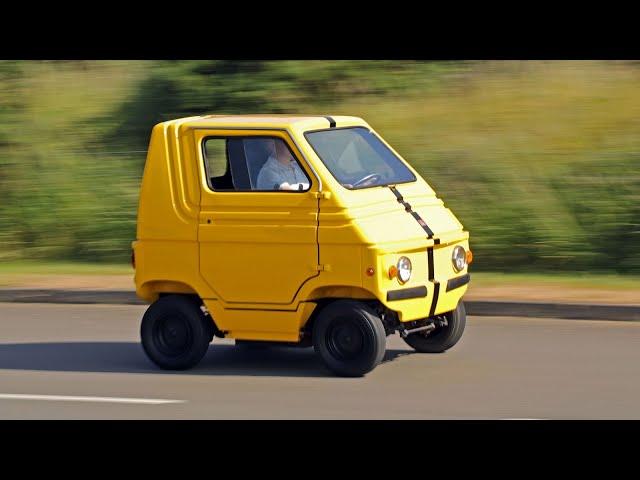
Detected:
[
  {"left": 141, "top": 295, "right": 213, "bottom": 370},
  {"left": 313, "top": 300, "right": 386, "bottom": 377},
  {"left": 403, "top": 301, "right": 466, "bottom": 353}
]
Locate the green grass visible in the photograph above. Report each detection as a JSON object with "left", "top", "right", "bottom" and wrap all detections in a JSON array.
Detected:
[
  {"left": 1, "top": 60, "right": 638, "bottom": 273},
  {"left": 471, "top": 272, "right": 640, "bottom": 290},
  {"left": 0, "top": 261, "right": 132, "bottom": 275},
  {"left": 0, "top": 61, "right": 149, "bottom": 264},
  {"left": 338, "top": 61, "right": 640, "bottom": 273}
]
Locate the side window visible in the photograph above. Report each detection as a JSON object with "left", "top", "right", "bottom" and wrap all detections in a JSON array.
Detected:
[
  {"left": 203, "top": 139, "right": 233, "bottom": 190},
  {"left": 203, "top": 136, "right": 311, "bottom": 192}
]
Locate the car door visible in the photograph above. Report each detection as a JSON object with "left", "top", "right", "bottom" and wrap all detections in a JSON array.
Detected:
[{"left": 196, "top": 129, "right": 320, "bottom": 305}]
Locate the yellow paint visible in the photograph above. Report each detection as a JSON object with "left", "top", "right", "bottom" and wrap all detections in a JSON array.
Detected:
[{"left": 134, "top": 115, "right": 471, "bottom": 339}]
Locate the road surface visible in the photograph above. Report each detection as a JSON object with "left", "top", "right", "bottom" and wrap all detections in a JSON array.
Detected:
[{"left": 0, "top": 303, "right": 638, "bottom": 419}]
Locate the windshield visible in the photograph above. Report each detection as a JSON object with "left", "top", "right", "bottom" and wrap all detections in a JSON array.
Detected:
[{"left": 305, "top": 127, "right": 416, "bottom": 190}]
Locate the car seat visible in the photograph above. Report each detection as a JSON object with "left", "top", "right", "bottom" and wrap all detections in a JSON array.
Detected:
[{"left": 244, "top": 138, "right": 277, "bottom": 189}]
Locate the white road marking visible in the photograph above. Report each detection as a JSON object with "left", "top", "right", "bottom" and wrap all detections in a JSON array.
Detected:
[{"left": 0, "top": 394, "right": 185, "bottom": 405}]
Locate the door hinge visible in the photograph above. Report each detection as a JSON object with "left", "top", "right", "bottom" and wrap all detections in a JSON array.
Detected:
[
  {"left": 314, "top": 264, "right": 332, "bottom": 272},
  {"left": 312, "top": 191, "right": 332, "bottom": 200}
]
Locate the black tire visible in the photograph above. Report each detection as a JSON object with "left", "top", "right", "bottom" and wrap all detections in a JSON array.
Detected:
[
  {"left": 403, "top": 301, "right": 466, "bottom": 353},
  {"left": 140, "top": 295, "right": 213, "bottom": 370},
  {"left": 312, "top": 300, "right": 386, "bottom": 377}
]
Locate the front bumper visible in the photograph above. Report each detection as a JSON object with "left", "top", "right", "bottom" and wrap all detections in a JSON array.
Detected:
[
  {"left": 387, "top": 273, "right": 470, "bottom": 301},
  {"left": 383, "top": 272, "right": 470, "bottom": 322},
  {"left": 446, "top": 273, "right": 471, "bottom": 292},
  {"left": 387, "top": 285, "right": 428, "bottom": 301}
]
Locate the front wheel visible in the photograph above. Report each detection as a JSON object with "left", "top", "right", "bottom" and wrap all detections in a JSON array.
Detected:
[
  {"left": 403, "top": 301, "right": 466, "bottom": 353},
  {"left": 313, "top": 300, "right": 386, "bottom": 377}
]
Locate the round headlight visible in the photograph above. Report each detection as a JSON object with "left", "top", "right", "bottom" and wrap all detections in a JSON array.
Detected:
[
  {"left": 452, "top": 246, "right": 467, "bottom": 272},
  {"left": 397, "top": 256, "right": 412, "bottom": 283}
]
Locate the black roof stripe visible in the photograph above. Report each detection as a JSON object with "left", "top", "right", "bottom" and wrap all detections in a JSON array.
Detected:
[{"left": 324, "top": 116, "right": 336, "bottom": 128}]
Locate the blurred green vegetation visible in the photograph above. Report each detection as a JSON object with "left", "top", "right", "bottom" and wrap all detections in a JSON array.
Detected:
[
  {"left": 0, "top": 60, "right": 638, "bottom": 275},
  {"left": 470, "top": 272, "right": 640, "bottom": 290},
  {"left": 0, "top": 261, "right": 132, "bottom": 275}
]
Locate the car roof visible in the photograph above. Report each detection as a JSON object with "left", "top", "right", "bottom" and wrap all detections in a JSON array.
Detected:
[{"left": 160, "top": 114, "right": 369, "bottom": 132}]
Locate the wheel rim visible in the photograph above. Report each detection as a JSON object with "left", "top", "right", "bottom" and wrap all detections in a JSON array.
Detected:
[
  {"left": 153, "top": 314, "right": 193, "bottom": 357},
  {"left": 326, "top": 317, "right": 367, "bottom": 361}
]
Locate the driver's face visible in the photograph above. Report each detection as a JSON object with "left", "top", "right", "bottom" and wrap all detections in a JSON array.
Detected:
[{"left": 275, "top": 141, "right": 293, "bottom": 163}]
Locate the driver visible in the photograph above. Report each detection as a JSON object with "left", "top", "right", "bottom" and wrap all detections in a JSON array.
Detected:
[{"left": 256, "top": 140, "right": 309, "bottom": 191}]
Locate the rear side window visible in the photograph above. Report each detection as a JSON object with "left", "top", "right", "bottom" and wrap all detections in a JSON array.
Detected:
[
  {"left": 204, "top": 139, "right": 228, "bottom": 178},
  {"left": 202, "top": 137, "right": 311, "bottom": 192},
  {"left": 203, "top": 139, "right": 231, "bottom": 190}
]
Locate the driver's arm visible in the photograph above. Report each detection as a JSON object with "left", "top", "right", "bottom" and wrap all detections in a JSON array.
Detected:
[{"left": 256, "top": 164, "right": 283, "bottom": 191}]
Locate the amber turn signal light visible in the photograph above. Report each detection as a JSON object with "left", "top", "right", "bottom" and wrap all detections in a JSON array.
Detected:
[
  {"left": 466, "top": 249, "right": 473, "bottom": 265},
  {"left": 388, "top": 265, "right": 398, "bottom": 279}
]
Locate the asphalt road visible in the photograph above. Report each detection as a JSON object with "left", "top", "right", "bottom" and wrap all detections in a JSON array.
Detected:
[{"left": 0, "top": 303, "right": 639, "bottom": 419}]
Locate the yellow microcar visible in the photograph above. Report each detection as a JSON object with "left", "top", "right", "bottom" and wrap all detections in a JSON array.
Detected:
[{"left": 133, "top": 115, "right": 472, "bottom": 376}]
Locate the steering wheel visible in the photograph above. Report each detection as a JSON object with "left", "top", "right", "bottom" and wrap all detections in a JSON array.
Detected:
[{"left": 352, "top": 173, "right": 383, "bottom": 188}]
